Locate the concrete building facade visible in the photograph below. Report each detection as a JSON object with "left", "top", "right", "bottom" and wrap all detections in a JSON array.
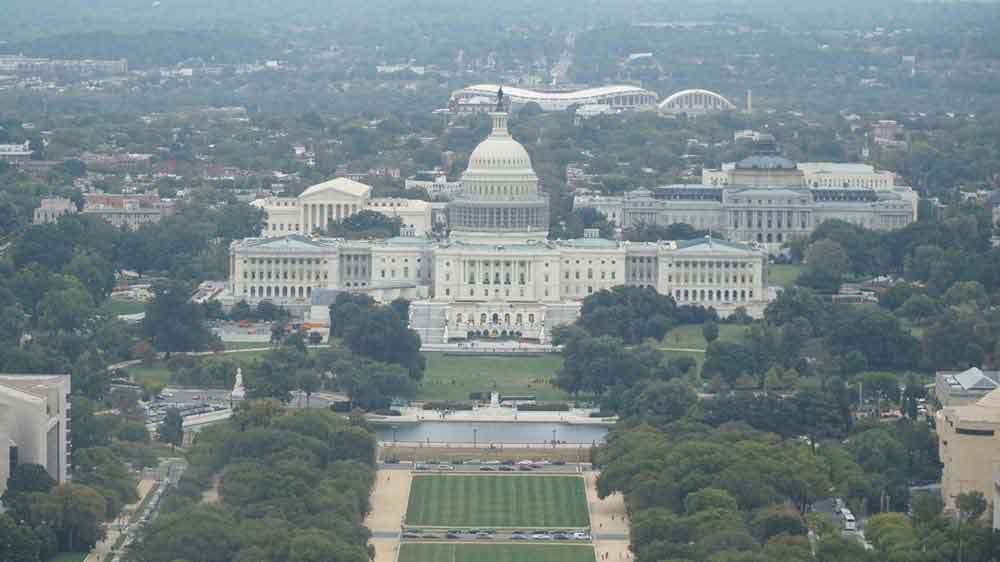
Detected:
[
  {"left": 0, "top": 375, "right": 71, "bottom": 497},
  {"left": 937, "top": 388, "right": 1000, "bottom": 511},
  {"left": 575, "top": 144, "right": 917, "bottom": 247}
]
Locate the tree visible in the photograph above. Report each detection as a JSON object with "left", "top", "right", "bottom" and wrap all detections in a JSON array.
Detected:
[
  {"left": 799, "top": 239, "right": 850, "bottom": 292},
  {"left": 898, "top": 294, "right": 939, "bottom": 323},
  {"left": 131, "top": 504, "right": 243, "bottom": 562},
  {"left": 30, "top": 483, "right": 106, "bottom": 551},
  {"left": 36, "top": 286, "right": 94, "bottom": 332},
  {"left": 620, "top": 379, "right": 697, "bottom": 423},
  {"left": 246, "top": 359, "right": 296, "bottom": 402},
  {"left": 577, "top": 286, "right": 678, "bottom": 344},
  {"left": 63, "top": 251, "right": 115, "bottom": 302},
  {"left": 159, "top": 408, "right": 184, "bottom": 448},
  {"left": 298, "top": 371, "right": 321, "bottom": 408},
  {"left": 0, "top": 513, "right": 41, "bottom": 562},
  {"left": 333, "top": 356, "right": 414, "bottom": 411},
  {"left": 685, "top": 488, "right": 738, "bottom": 514},
  {"left": 3, "top": 463, "right": 56, "bottom": 501},
  {"left": 943, "top": 280, "right": 989, "bottom": 308},
  {"left": 703, "top": 341, "right": 755, "bottom": 386},
  {"left": 326, "top": 210, "right": 401, "bottom": 239},
  {"left": 342, "top": 306, "right": 424, "bottom": 379},
  {"left": 702, "top": 322, "right": 720, "bottom": 343},
  {"left": 956, "top": 491, "right": 988, "bottom": 521},
  {"left": 624, "top": 222, "right": 708, "bottom": 242},
  {"left": 909, "top": 492, "right": 943, "bottom": 527},
  {"left": 142, "top": 280, "right": 213, "bottom": 355},
  {"left": 2, "top": 463, "right": 56, "bottom": 525}
]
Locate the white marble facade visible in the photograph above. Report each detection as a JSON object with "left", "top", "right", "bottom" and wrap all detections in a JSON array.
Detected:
[{"left": 224, "top": 112, "right": 770, "bottom": 344}]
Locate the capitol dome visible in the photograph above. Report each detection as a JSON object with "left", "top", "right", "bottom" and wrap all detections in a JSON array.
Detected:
[
  {"left": 462, "top": 113, "right": 538, "bottom": 185},
  {"left": 449, "top": 112, "right": 549, "bottom": 243}
]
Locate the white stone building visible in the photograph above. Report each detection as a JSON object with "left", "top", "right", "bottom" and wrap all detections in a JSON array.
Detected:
[
  {"left": 252, "top": 177, "right": 433, "bottom": 237},
  {"left": 0, "top": 374, "right": 71, "bottom": 496},
  {"left": 222, "top": 112, "right": 770, "bottom": 344},
  {"left": 33, "top": 197, "right": 77, "bottom": 224},
  {"left": 405, "top": 171, "right": 463, "bottom": 199},
  {"left": 576, "top": 143, "right": 917, "bottom": 247}
]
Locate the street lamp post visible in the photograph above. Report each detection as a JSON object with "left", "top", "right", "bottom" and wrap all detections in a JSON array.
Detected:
[
  {"left": 473, "top": 427, "right": 479, "bottom": 448},
  {"left": 552, "top": 428, "right": 557, "bottom": 448},
  {"left": 392, "top": 425, "right": 399, "bottom": 444}
]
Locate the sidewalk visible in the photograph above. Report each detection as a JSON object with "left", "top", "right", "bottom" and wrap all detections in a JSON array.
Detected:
[{"left": 85, "top": 479, "right": 157, "bottom": 562}]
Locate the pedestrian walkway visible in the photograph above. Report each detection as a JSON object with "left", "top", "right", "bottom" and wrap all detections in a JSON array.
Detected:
[
  {"left": 584, "top": 471, "right": 632, "bottom": 562},
  {"left": 364, "top": 469, "right": 412, "bottom": 562}
]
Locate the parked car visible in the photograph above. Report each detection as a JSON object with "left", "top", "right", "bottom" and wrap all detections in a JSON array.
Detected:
[
  {"left": 437, "top": 464, "right": 454, "bottom": 471},
  {"left": 499, "top": 466, "right": 514, "bottom": 471},
  {"left": 446, "top": 533, "right": 461, "bottom": 539},
  {"left": 421, "top": 533, "right": 440, "bottom": 539},
  {"left": 511, "top": 533, "right": 528, "bottom": 540},
  {"left": 501, "top": 459, "right": 515, "bottom": 465},
  {"left": 476, "top": 532, "right": 493, "bottom": 539},
  {"left": 572, "top": 532, "right": 591, "bottom": 540},
  {"left": 479, "top": 466, "right": 496, "bottom": 471},
  {"left": 402, "top": 532, "right": 420, "bottom": 539},
  {"left": 532, "top": 533, "right": 553, "bottom": 540},
  {"left": 518, "top": 465, "right": 533, "bottom": 471}
]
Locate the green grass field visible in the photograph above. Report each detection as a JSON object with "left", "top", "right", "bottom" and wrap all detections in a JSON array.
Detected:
[
  {"left": 406, "top": 475, "right": 589, "bottom": 528},
  {"left": 398, "top": 543, "right": 596, "bottom": 562},
  {"left": 123, "top": 350, "right": 272, "bottom": 387},
  {"left": 104, "top": 298, "right": 147, "bottom": 315},
  {"left": 51, "top": 553, "right": 88, "bottom": 562},
  {"left": 417, "top": 352, "right": 567, "bottom": 401},
  {"left": 660, "top": 324, "right": 747, "bottom": 350},
  {"left": 768, "top": 264, "right": 804, "bottom": 288}
]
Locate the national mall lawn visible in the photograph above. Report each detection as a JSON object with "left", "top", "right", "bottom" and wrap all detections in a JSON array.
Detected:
[
  {"left": 398, "top": 543, "right": 596, "bottom": 562},
  {"left": 405, "top": 474, "right": 590, "bottom": 528}
]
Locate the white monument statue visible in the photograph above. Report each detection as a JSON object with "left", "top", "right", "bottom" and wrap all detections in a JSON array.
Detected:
[{"left": 231, "top": 367, "right": 246, "bottom": 402}]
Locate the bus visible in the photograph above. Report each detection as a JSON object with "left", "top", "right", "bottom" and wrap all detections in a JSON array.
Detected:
[{"left": 839, "top": 508, "right": 857, "bottom": 531}]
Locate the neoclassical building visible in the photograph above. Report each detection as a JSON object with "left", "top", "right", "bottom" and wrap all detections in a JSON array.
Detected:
[
  {"left": 575, "top": 142, "right": 917, "bottom": 246},
  {"left": 251, "top": 177, "right": 433, "bottom": 237},
  {"left": 223, "top": 112, "right": 769, "bottom": 344}
]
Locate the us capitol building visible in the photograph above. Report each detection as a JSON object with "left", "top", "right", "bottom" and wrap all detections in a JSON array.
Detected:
[{"left": 222, "top": 111, "right": 770, "bottom": 344}]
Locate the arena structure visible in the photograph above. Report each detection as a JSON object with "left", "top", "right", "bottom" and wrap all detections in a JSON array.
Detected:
[
  {"left": 449, "top": 84, "right": 659, "bottom": 112},
  {"left": 658, "top": 88, "right": 737, "bottom": 115}
]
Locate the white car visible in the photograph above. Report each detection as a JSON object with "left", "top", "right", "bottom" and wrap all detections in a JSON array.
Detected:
[
  {"left": 532, "top": 533, "right": 553, "bottom": 540},
  {"left": 516, "top": 460, "right": 534, "bottom": 465},
  {"left": 572, "top": 532, "right": 591, "bottom": 540}
]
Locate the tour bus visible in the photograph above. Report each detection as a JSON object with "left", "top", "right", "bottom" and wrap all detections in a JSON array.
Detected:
[{"left": 839, "top": 508, "right": 857, "bottom": 531}]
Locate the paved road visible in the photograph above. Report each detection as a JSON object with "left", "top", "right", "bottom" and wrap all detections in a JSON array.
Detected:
[
  {"left": 371, "top": 530, "right": 400, "bottom": 539},
  {"left": 161, "top": 387, "right": 339, "bottom": 409}
]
